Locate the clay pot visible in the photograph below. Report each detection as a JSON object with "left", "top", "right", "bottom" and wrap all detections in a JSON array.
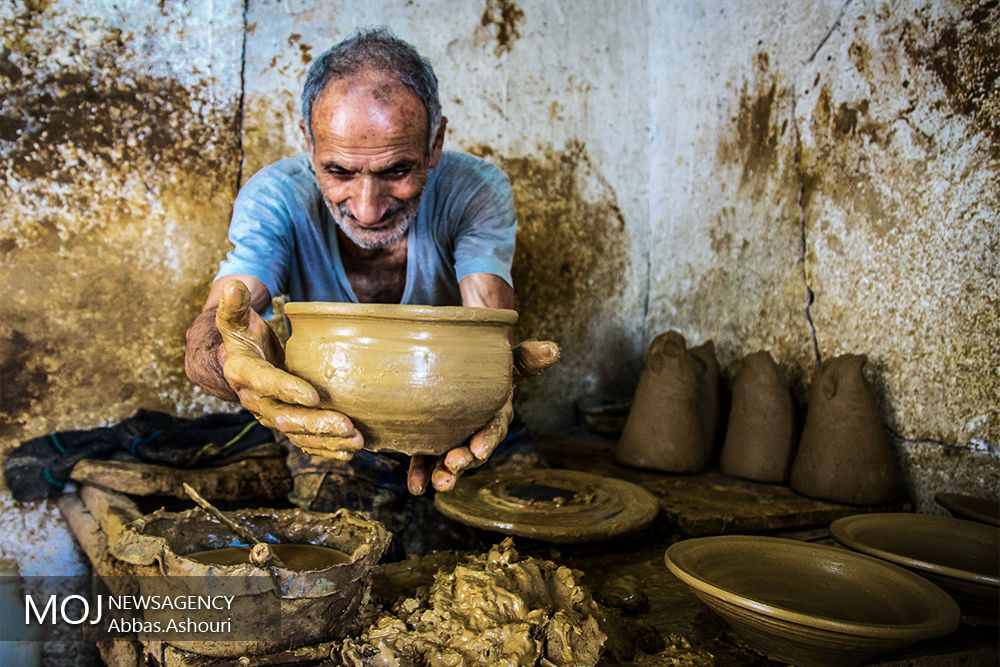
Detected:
[
  {"left": 111, "top": 507, "right": 389, "bottom": 657},
  {"left": 790, "top": 354, "right": 901, "bottom": 505},
  {"left": 616, "top": 331, "right": 707, "bottom": 473},
  {"left": 283, "top": 302, "right": 517, "bottom": 456},
  {"left": 720, "top": 351, "right": 796, "bottom": 483}
]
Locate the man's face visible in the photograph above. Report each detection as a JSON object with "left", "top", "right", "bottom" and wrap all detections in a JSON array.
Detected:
[{"left": 303, "top": 69, "right": 443, "bottom": 250}]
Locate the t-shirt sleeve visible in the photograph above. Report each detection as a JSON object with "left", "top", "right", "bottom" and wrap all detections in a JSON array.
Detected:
[
  {"left": 214, "top": 168, "right": 295, "bottom": 301},
  {"left": 451, "top": 160, "right": 517, "bottom": 286}
]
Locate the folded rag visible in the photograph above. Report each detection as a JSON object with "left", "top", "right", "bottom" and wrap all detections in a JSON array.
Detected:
[{"left": 3, "top": 409, "right": 272, "bottom": 501}]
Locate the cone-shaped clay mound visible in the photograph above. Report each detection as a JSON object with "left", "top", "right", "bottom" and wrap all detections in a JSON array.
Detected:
[
  {"left": 720, "top": 351, "right": 796, "bottom": 483},
  {"left": 791, "top": 354, "right": 901, "bottom": 505},
  {"left": 616, "top": 331, "right": 706, "bottom": 473}
]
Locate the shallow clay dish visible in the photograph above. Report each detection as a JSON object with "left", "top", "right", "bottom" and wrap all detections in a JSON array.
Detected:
[
  {"left": 664, "top": 535, "right": 959, "bottom": 666},
  {"left": 434, "top": 468, "right": 660, "bottom": 543},
  {"left": 283, "top": 302, "right": 516, "bottom": 455},
  {"left": 934, "top": 492, "right": 1000, "bottom": 526},
  {"left": 830, "top": 513, "right": 1000, "bottom": 623}
]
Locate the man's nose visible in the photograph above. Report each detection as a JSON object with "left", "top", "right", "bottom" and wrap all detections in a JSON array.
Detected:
[{"left": 349, "top": 177, "right": 388, "bottom": 225}]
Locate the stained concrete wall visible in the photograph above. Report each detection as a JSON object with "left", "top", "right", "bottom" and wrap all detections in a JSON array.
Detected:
[
  {"left": 646, "top": 0, "right": 998, "bottom": 511},
  {"left": 1, "top": 0, "right": 997, "bottom": 642},
  {"left": 1, "top": 0, "right": 243, "bottom": 575}
]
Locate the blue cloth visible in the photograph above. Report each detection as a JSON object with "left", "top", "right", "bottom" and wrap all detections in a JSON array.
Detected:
[{"left": 215, "top": 151, "right": 516, "bottom": 315}]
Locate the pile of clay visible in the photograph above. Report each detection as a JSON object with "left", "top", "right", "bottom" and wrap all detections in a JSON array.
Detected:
[{"left": 336, "top": 538, "right": 606, "bottom": 666}]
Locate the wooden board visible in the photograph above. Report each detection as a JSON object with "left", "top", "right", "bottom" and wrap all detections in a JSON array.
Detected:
[
  {"left": 69, "top": 455, "right": 291, "bottom": 501},
  {"left": 535, "top": 430, "right": 906, "bottom": 537}
]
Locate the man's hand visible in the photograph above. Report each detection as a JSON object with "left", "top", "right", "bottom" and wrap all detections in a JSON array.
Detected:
[
  {"left": 215, "top": 279, "right": 364, "bottom": 460},
  {"left": 406, "top": 339, "right": 560, "bottom": 494}
]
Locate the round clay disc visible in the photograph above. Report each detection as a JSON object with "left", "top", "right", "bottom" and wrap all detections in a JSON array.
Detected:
[{"left": 434, "top": 468, "right": 660, "bottom": 543}]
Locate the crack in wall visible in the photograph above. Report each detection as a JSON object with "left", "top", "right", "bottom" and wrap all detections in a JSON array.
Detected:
[
  {"left": 790, "top": 82, "right": 822, "bottom": 368},
  {"left": 234, "top": 0, "right": 249, "bottom": 192},
  {"left": 807, "top": 0, "right": 853, "bottom": 64}
]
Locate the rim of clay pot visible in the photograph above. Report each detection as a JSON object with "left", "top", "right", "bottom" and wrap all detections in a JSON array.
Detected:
[
  {"left": 934, "top": 493, "right": 1000, "bottom": 527},
  {"left": 664, "top": 535, "right": 960, "bottom": 639},
  {"left": 830, "top": 513, "right": 1000, "bottom": 587},
  {"left": 285, "top": 301, "right": 518, "bottom": 325}
]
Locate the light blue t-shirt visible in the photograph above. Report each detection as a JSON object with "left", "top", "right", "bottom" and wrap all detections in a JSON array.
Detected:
[{"left": 215, "top": 151, "right": 516, "bottom": 313}]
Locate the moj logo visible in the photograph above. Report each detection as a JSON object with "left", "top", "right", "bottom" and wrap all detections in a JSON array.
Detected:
[{"left": 25, "top": 594, "right": 102, "bottom": 625}]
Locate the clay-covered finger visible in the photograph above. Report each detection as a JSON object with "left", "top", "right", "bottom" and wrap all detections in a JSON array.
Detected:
[
  {"left": 296, "top": 445, "right": 355, "bottom": 461},
  {"left": 431, "top": 458, "right": 457, "bottom": 492},
  {"left": 407, "top": 455, "right": 432, "bottom": 495},
  {"left": 443, "top": 446, "right": 474, "bottom": 474},
  {"left": 234, "top": 389, "right": 280, "bottom": 429},
  {"left": 225, "top": 356, "right": 319, "bottom": 406},
  {"left": 284, "top": 432, "right": 362, "bottom": 459},
  {"left": 270, "top": 405, "right": 357, "bottom": 438},
  {"left": 468, "top": 397, "right": 515, "bottom": 460},
  {"left": 215, "top": 279, "right": 253, "bottom": 333},
  {"left": 512, "top": 340, "right": 561, "bottom": 378}
]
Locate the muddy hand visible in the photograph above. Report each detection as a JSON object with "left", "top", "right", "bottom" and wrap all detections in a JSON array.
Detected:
[
  {"left": 216, "top": 279, "right": 363, "bottom": 460},
  {"left": 407, "top": 340, "right": 561, "bottom": 494}
]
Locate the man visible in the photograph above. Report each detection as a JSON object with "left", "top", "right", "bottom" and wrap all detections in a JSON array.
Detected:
[{"left": 184, "top": 28, "right": 558, "bottom": 515}]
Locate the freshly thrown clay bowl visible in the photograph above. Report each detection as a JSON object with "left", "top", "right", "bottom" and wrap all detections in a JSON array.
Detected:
[
  {"left": 934, "top": 492, "right": 1000, "bottom": 526},
  {"left": 665, "top": 535, "right": 959, "bottom": 666},
  {"left": 283, "top": 302, "right": 517, "bottom": 456},
  {"left": 830, "top": 513, "right": 1000, "bottom": 623}
]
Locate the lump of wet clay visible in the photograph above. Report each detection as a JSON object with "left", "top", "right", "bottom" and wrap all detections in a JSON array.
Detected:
[
  {"left": 720, "top": 351, "right": 797, "bottom": 483},
  {"left": 790, "top": 354, "right": 902, "bottom": 505},
  {"left": 336, "top": 537, "right": 606, "bottom": 666},
  {"left": 616, "top": 331, "right": 707, "bottom": 473},
  {"left": 596, "top": 574, "right": 648, "bottom": 615}
]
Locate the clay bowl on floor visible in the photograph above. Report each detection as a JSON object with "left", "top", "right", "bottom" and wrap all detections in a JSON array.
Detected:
[
  {"left": 934, "top": 492, "right": 1000, "bottom": 526},
  {"left": 664, "top": 535, "right": 959, "bottom": 666},
  {"left": 283, "top": 302, "right": 517, "bottom": 456},
  {"left": 111, "top": 507, "right": 390, "bottom": 657},
  {"left": 830, "top": 513, "right": 1000, "bottom": 624}
]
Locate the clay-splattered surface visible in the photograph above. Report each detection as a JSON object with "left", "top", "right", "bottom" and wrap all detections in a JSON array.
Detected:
[
  {"left": 648, "top": 0, "right": 998, "bottom": 510},
  {"left": 797, "top": 1, "right": 999, "bottom": 451},
  {"left": 0, "top": 0, "right": 243, "bottom": 601},
  {"left": 467, "top": 142, "right": 643, "bottom": 429},
  {"left": 646, "top": 5, "right": 837, "bottom": 400}
]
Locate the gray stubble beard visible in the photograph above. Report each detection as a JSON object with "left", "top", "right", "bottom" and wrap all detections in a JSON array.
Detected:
[{"left": 328, "top": 196, "right": 420, "bottom": 250}]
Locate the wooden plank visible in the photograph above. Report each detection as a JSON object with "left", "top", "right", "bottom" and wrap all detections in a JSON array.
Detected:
[
  {"left": 57, "top": 493, "right": 158, "bottom": 581},
  {"left": 79, "top": 485, "right": 143, "bottom": 549},
  {"left": 69, "top": 456, "right": 291, "bottom": 501},
  {"left": 536, "top": 430, "right": 906, "bottom": 536}
]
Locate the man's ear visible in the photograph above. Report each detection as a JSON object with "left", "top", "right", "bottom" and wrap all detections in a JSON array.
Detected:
[
  {"left": 428, "top": 117, "right": 447, "bottom": 168},
  {"left": 299, "top": 120, "right": 312, "bottom": 153}
]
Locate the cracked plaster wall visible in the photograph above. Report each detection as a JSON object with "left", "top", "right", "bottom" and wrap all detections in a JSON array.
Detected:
[
  {"left": 647, "top": 0, "right": 998, "bottom": 512},
  {"left": 0, "top": 1, "right": 244, "bottom": 648}
]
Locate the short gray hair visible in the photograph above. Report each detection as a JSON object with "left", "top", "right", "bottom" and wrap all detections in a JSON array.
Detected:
[{"left": 301, "top": 27, "right": 442, "bottom": 153}]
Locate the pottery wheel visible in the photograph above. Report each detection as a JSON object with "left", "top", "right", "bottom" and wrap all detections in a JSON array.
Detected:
[{"left": 434, "top": 468, "right": 660, "bottom": 543}]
